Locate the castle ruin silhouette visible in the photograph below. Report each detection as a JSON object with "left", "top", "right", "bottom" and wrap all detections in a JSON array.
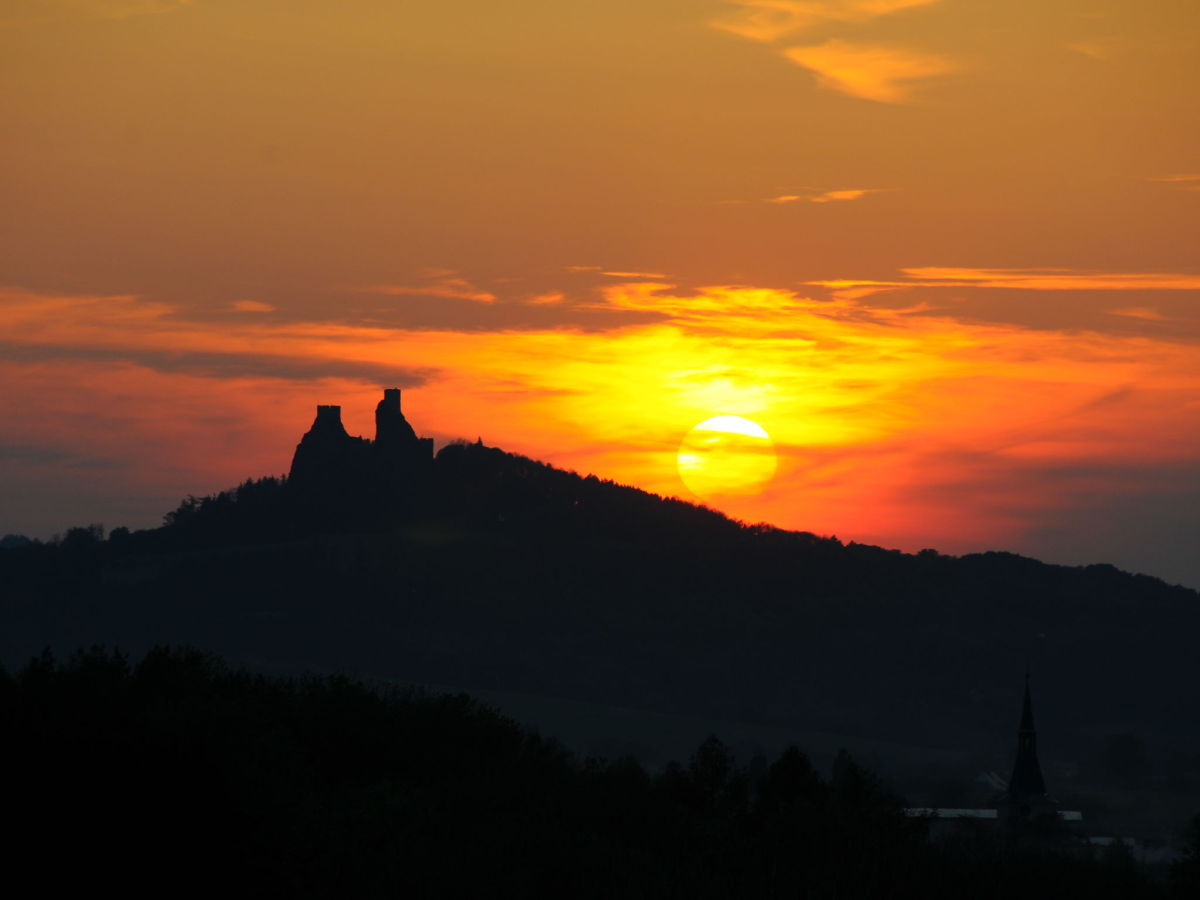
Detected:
[{"left": 288, "top": 388, "right": 433, "bottom": 494}]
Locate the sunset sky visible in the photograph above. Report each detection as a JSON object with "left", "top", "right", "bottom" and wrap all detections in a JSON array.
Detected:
[{"left": 3, "top": 0, "right": 1199, "bottom": 586}]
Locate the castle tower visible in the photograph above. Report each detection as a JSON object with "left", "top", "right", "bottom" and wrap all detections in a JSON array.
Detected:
[
  {"left": 313, "top": 405, "right": 348, "bottom": 436},
  {"left": 288, "top": 404, "right": 370, "bottom": 489},
  {"left": 288, "top": 390, "right": 433, "bottom": 497},
  {"left": 375, "top": 388, "right": 418, "bottom": 448}
]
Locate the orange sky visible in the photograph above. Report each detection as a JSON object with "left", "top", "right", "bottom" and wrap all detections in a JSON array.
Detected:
[{"left": 2, "top": 0, "right": 1199, "bottom": 586}]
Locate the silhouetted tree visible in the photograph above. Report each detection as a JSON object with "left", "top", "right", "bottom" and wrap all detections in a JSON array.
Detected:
[{"left": 1171, "top": 813, "right": 1200, "bottom": 898}]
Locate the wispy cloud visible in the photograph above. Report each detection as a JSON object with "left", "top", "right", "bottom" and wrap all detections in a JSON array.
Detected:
[
  {"left": 1108, "top": 307, "right": 1168, "bottom": 321},
  {"left": 766, "top": 187, "right": 888, "bottom": 204},
  {"left": 565, "top": 266, "right": 668, "bottom": 279},
  {"left": 712, "top": 0, "right": 941, "bottom": 43},
  {"left": 813, "top": 267, "right": 1200, "bottom": 295},
  {"left": 368, "top": 275, "right": 497, "bottom": 304},
  {"left": 0, "top": 289, "right": 431, "bottom": 384},
  {"left": 1149, "top": 174, "right": 1200, "bottom": 192},
  {"left": 0, "top": 339, "right": 429, "bottom": 385},
  {"left": 4, "top": 282, "right": 1200, "bottom": 570},
  {"left": 782, "top": 40, "right": 957, "bottom": 102},
  {"left": 905, "top": 267, "right": 1200, "bottom": 290},
  {"left": 232, "top": 300, "right": 276, "bottom": 313},
  {"left": 1066, "top": 38, "right": 1121, "bottom": 60},
  {"left": 710, "top": 0, "right": 955, "bottom": 103},
  {"left": 810, "top": 188, "right": 876, "bottom": 203}
]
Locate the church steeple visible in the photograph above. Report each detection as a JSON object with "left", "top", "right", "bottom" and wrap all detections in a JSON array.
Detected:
[{"left": 1006, "top": 673, "right": 1054, "bottom": 818}]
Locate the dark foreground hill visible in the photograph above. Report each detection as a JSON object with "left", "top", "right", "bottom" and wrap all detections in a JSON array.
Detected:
[
  {"left": 5, "top": 646, "right": 1188, "bottom": 899},
  {"left": 4, "top": 435, "right": 1200, "bottom": 787}
]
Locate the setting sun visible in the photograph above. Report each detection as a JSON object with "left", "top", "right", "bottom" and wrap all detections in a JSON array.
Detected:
[
  {"left": 2, "top": 0, "right": 1199, "bottom": 587},
  {"left": 677, "top": 416, "right": 778, "bottom": 500}
]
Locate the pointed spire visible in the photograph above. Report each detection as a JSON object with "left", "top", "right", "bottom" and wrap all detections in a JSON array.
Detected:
[
  {"left": 1019, "top": 672, "right": 1036, "bottom": 734},
  {"left": 1008, "top": 672, "right": 1048, "bottom": 803}
]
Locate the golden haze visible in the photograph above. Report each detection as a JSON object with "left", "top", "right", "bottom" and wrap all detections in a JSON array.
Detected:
[
  {"left": 3, "top": 281, "right": 1199, "bottom": 561},
  {"left": 2, "top": 0, "right": 1200, "bottom": 585}
]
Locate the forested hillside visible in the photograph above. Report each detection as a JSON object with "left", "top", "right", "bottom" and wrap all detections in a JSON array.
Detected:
[
  {"left": 5, "top": 647, "right": 1187, "bottom": 898},
  {"left": 3, "top": 440, "right": 1199, "bottom": 774}
]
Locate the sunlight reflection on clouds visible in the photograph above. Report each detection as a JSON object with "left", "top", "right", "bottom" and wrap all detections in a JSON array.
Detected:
[{"left": 3, "top": 281, "right": 1198, "bottom": 568}]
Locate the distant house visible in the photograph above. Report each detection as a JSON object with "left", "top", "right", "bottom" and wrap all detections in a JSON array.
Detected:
[{"left": 904, "top": 808, "right": 998, "bottom": 820}]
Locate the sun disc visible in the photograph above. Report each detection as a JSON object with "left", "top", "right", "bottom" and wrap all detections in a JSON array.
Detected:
[
  {"left": 690, "top": 415, "right": 770, "bottom": 439},
  {"left": 677, "top": 416, "right": 777, "bottom": 499}
]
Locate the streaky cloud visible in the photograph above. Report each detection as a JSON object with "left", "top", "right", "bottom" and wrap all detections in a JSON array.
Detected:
[
  {"left": 1108, "top": 306, "right": 1167, "bottom": 321},
  {"left": 766, "top": 188, "right": 886, "bottom": 204},
  {"left": 782, "top": 40, "right": 958, "bottom": 102},
  {"left": 810, "top": 188, "right": 883, "bottom": 203},
  {"left": 1148, "top": 174, "right": 1200, "bottom": 193},
  {"left": 712, "top": 0, "right": 941, "bottom": 44},
  {"left": 904, "top": 267, "right": 1200, "bottom": 290},
  {"left": 1065, "top": 38, "right": 1121, "bottom": 60},
  {"left": 232, "top": 300, "right": 276, "bottom": 313},
  {"left": 369, "top": 277, "right": 497, "bottom": 304},
  {"left": 5, "top": 280, "right": 1200, "bottom": 573},
  {"left": 0, "top": 340, "right": 432, "bottom": 386},
  {"left": 810, "top": 189, "right": 871, "bottom": 203},
  {"left": 814, "top": 267, "right": 1200, "bottom": 293}
]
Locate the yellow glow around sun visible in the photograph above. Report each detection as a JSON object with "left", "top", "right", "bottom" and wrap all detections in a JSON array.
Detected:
[{"left": 677, "top": 416, "right": 778, "bottom": 500}]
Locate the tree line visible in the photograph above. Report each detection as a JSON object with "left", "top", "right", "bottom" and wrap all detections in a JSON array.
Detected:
[{"left": 5, "top": 646, "right": 1192, "bottom": 898}]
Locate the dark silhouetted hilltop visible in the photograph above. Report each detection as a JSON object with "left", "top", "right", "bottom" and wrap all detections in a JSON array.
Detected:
[{"left": 3, "top": 391, "right": 1199, "bottom": 796}]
